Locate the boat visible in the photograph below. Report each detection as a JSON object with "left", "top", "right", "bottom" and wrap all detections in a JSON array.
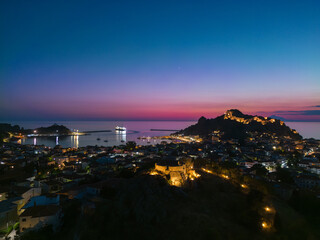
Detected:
[
  {"left": 97, "top": 138, "right": 101, "bottom": 141},
  {"left": 121, "top": 140, "right": 125, "bottom": 143},
  {"left": 115, "top": 126, "right": 126, "bottom": 132},
  {"left": 104, "top": 140, "right": 108, "bottom": 142}
]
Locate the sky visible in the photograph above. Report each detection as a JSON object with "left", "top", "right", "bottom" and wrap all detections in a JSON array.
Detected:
[{"left": 0, "top": 0, "right": 320, "bottom": 121}]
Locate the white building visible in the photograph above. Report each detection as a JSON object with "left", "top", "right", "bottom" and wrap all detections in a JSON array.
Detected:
[{"left": 19, "top": 205, "right": 61, "bottom": 233}]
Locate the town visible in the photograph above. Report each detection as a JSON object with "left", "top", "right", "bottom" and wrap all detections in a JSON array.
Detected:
[
  {"left": 2, "top": 1, "right": 320, "bottom": 239},
  {"left": 0, "top": 121, "right": 319, "bottom": 239}
]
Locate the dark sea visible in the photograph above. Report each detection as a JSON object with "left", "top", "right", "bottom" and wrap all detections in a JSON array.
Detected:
[{"left": 7, "top": 121, "right": 320, "bottom": 148}]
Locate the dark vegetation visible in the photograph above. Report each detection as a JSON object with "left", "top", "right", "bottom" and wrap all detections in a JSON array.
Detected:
[
  {"left": 0, "top": 123, "right": 22, "bottom": 133},
  {"left": 20, "top": 166, "right": 319, "bottom": 240},
  {"left": 0, "top": 123, "right": 21, "bottom": 142}
]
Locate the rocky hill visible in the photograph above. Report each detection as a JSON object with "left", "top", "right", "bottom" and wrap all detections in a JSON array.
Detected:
[
  {"left": 34, "top": 124, "right": 71, "bottom": 135},
  {"left": 177, "top": 109, "right": 302, "bottom": 140}
]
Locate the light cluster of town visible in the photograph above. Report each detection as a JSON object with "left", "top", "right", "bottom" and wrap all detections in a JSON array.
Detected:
[{"left": 0, "top": 130, "right": 319, "bottom": 239}]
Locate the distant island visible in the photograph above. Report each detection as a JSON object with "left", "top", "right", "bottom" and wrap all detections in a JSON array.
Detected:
[
  {"left": 0, "top": 123, "right": 72, "bottom": 142},
  {"left": 32, "top": 124, "right": 71, "bottom": 135},
  {"left": 176, "top": 109, "right": 302, "bottom": 140}
]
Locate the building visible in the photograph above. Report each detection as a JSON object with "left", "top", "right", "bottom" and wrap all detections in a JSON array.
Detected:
[
  {"left": 153, "top": 159, "right": 200, "bottom": 186},
  {"left": 19, "top": 205, "right": 61, "bottom": 233},
  {"left": 295, "top": 176, "right": 320, "bottom": 189},
  {"left": 17, "top": 187, "right": 42, "bottom": 215},
  {"left": 22, "top": 194, "right": 60, "bottom": 210},
  {"left": 0, "top": 198, "right": 19, "bottom": 229}
]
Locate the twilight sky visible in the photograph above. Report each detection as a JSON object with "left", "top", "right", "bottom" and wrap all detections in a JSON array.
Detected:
[{"left": 1, "top": 0, "right": 320, "bottom": 121}]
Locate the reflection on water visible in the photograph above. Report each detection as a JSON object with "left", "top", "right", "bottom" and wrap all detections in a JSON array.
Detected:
[
  {"left": 115, "top": 130, "right": 126, "bottom": 143},
  {"left": 71, "top": 135, "right": 79, "bottom": 148},
  {"left": 286, "top": 122, "right": 320, "bottom": 139},
  {"left": 27, "top": 135, "right": 79, "bottom": 148}
]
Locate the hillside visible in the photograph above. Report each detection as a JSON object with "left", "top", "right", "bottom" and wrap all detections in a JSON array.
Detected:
[
  {"left": 177, "top": 109, "right": 302, "bottom": 140},
  {"left": 0, "top": 123, "right": 22, "bottom": 142},
  {"left": 20, "top": 174, "right": 317, "bottom": 240}
]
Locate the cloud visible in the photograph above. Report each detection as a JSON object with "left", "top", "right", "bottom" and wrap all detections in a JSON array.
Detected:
[
  {"left": 269, "top": 109, "right": 320, "bottom": 122},
  {"left": 269, "top": 114, "right": 320, "bottom": 122},
  {"left": 273, "top": 110, "right": 320, "bottom": 116}
]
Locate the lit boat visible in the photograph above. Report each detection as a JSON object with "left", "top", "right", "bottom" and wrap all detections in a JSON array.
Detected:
[{"left": 115, "top": 126, "right": 126, "bottom": 132}]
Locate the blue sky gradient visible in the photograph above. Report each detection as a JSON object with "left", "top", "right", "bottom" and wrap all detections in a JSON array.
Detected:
[{"left": 1, "top": 0, "right": 319, "bottom": 120}]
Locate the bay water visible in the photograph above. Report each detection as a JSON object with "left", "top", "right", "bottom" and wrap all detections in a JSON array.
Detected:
[{"left": 7, "top": 121, "right": 320, "bottom": 148}]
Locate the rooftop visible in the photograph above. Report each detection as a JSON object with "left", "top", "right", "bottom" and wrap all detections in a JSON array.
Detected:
[{"left": 20, "top": 205, "right": 60, "bottom": 218}]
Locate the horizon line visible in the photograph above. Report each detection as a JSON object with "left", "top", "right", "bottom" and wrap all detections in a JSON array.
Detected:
[{"left": 1, "top": 119, "right": 320, "bottom": 123}]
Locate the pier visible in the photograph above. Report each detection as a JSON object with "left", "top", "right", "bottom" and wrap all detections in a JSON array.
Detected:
[
  {"left": 150, "top": 129, "right": 180, "bottom": 131},
  {"left": 82, "top": 130, "right": 112, "bottom": 133}
]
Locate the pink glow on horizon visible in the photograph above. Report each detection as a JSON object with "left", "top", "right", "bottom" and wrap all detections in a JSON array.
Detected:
[
  {"left": 1, "top": 85, "right": 319, "bottom": 121},
  {"left": 4, "top": 95, "right": 319, "bottom": 121}
]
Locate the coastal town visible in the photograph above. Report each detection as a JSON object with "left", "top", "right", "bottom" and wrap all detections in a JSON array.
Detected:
[
  {"left": 2, "top": 0, "right": 320, "bottom": 239},
  {"left": 0, "top": 111, "right": 319, "bottom": 239}
]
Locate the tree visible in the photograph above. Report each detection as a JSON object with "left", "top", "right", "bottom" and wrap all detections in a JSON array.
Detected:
[
  {"left": 287, "top": 151, "right": 302, "bottom": 168},
  {"left": 275, "top": 167, "right": 294, "bottom": 184},
  {"left": 251, "top": 164, "right": 268, "bottom": 177},
  {"left": 126, "top": 141, "right": 136, "bottom": 151}
]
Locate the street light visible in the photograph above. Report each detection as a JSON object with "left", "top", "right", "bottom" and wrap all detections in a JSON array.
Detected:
[
  {"left": 265, "top": 206, "right": 271, "bottom": 212},
  {"left": 261, "top": 221, "right": 270, "bottom": 229}
]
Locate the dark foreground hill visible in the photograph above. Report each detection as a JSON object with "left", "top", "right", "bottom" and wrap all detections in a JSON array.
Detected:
[
  {"left": 21, "top": 174, "right": 318, "bottom": 240},
  {"left": 177, "top": 109, "right": 302, "bottom": 140}
]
